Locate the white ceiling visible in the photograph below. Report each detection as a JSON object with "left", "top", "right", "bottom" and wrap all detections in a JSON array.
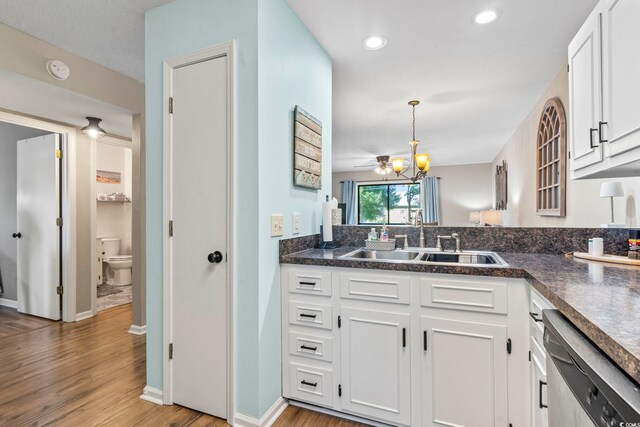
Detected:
[
  {"left": 0, "top": 69, "right": 134, "bottom": 138},
  {"left": 0, "top": 0, "right": 173, "bottom": 82},
  {"left": 287, "top": 0, "right": 599, "bottom": 171}
]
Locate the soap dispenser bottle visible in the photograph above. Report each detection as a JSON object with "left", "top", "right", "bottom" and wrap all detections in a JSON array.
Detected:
[{"left": 368, "top": 228, "right": 379, "bottom": 241}]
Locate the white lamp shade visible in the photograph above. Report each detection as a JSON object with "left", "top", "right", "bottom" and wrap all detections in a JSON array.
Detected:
[
  {"left": 468, "top": 211, "right": 481, "bottom": 222},
  {"left": 599, "top": 182, "right": 624, "bottom": 198},
  {"left": 481, "top": 209, "right": 503, "bottom": 226}
]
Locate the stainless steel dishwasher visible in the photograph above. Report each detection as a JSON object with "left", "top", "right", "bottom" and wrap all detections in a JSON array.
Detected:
[{"left": 543, "top": 310, "right": 640, "bottom": 426}]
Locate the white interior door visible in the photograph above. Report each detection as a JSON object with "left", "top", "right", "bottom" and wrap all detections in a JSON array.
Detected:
[
  {"left": 16, "top": 133, "right": 61, "bottom": 320},
  {"left": 169, "top": 55, "right": 228, "bottom": 417}
]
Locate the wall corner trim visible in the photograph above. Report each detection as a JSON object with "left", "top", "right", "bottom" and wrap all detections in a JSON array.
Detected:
[
  {"left": 0, "top": 298, "right": 18, "bottom": 309},
  {"left": 128, "top": 324, "right": 147, "bottom": 335},
  {"left": 233, "top": 397, "right": 288, "bottom": 427},
  {"left": 140, "top": 385, "right": 164, "bottom": 405}
]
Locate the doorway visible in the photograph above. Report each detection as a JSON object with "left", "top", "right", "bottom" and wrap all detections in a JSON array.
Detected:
[
  {"left": 163, "top": 43, "right": 235, "bottom": 420},
  {"left": 0, "top": 113, "right": 76, "bottom": 322}
]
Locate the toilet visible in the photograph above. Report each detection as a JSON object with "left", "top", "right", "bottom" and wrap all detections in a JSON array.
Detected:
[{"left": 101, "top": 237, "right": 132, "bottom": 286}]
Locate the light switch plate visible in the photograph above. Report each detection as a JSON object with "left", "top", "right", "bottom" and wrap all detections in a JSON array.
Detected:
[
  {"left": 292, "top": 212, "right": 300, "bottom": 234},
  {"left": 271, "top": 214, "right": 284, "bottom": 237}
]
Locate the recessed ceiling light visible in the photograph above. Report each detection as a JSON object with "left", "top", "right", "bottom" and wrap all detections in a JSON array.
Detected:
[
  {"left": 474, "top": 10, "right": 498, "bottom": 24},
  {"left": 362, "top": 36, "right": 387, "bottom": 50}
]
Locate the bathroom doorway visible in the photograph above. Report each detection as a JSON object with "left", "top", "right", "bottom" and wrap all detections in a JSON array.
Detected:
[{"left": 93, "top": 138, "right": 133, "bottom": 312}]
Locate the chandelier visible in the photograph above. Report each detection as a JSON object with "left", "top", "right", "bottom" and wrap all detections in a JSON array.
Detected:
[{"left": 391, "top": 100, "right": 430, "bottom": 182}]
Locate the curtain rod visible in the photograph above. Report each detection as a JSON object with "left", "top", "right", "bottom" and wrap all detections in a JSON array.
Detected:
[{"left": 339, "top": 177, "right": 441, "bottom": 184}]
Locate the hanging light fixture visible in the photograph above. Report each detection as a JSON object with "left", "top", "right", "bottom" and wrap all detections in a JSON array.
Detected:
[
  {"left": 391, "top": 100, "right": 430, "bottom": 182},
  {"left": 374, "top": 155, "right": 392, "bottom": 175},
  {"left": 81, "top": 117, "right": 106, "bottom": 139}
]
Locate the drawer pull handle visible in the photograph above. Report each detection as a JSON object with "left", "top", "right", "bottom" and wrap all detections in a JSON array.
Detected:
[
  {"left": 529, "top": 312, "right": 543, "bottom": 323},
  {"left": 300, "top": 345, "right": 318, "bottom": 352},
  {"left": 423, "top": 330, "right": 428, "bottom": 351},
  {"left": 299, "top": 281, "right": 316, "bottom": 286},
  {"left": 301, "top": 380, "right": 317, "bottom": 388},
  {"left": 402, "top": 328, "right": 406, "bottom": 348},
  {"left": 539, "top": 380, "right": 548, "bottom": 409},
  {"left": 299, "top": 313, "right": 317, "bottom": 319}
]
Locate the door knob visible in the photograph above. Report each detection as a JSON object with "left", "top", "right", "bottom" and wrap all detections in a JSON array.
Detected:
[
  {"left": 208, "top": 251, "right": 223, "bottom": 264},
  {"left": 12, "top": 232, "right": 21, "bottom": 239}
]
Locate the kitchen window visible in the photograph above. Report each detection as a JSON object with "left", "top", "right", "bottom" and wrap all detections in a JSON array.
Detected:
[{"left": 357, "top": 183, "right": 420, "bottom": 225}]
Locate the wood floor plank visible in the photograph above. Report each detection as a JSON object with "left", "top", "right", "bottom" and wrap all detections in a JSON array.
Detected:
[{"left": 0, "top": 303, "right": 366, "bottom": 426}]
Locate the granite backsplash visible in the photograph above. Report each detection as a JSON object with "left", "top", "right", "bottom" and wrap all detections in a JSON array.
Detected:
[{"left": 280, "top": 226, "right": 631, "bottom": 256}]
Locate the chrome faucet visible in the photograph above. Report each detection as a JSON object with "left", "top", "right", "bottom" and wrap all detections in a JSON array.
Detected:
[
  {"left": 436, "top": 232, "right": 461, "bottom": 252},
  {"left": 414, "top": 209, "right": 426, "bottom": 248}
]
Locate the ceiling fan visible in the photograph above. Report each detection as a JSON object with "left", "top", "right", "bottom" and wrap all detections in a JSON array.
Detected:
[{"left": 354, "top": 155, "right": 393, "bottom": 175}]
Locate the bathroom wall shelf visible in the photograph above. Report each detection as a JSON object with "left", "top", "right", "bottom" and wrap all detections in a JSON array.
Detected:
[{"left": 97, "top": 199, "right": 131, "bottom": 203}]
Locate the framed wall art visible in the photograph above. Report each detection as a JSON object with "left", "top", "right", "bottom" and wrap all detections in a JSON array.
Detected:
[{"left": 293, "top": 106, "right": 322, "bottom": 190}]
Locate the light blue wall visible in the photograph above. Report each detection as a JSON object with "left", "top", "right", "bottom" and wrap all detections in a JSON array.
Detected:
[
  {"left": 256, "top": 0, "right": 332, "bottom": 415},
  {"left": 145, "top": 0, "right": 261, "bottom": 417},
  {"left": 145, "top": 0, "right": 331, "bottom": 419}
]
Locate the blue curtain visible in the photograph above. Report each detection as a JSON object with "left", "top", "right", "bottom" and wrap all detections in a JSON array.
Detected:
[
  {"left": 341, "top": 181, "right": 357, "bottom": 224},
  {"left": 420, "top": 176, "right": 440, "bottom": 224}
]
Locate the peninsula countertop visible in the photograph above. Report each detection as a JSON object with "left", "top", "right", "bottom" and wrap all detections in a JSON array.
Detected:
[{"left": 281, "top": 247, "right": 640, "bottom": 384}]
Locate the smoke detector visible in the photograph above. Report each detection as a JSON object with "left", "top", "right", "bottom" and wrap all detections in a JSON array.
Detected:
[{"left": 46, "top": 60, "right": 70, "bottom": 81}]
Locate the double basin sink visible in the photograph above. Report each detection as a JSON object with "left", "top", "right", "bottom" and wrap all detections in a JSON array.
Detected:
[{"left": 339, "top": 248, "right": 508, "bottom": 267}]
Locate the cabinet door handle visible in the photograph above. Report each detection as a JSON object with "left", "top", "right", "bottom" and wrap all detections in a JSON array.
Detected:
[
  {"left": 300, "top": 345, "right": 317, "bottom": 352},
  {"left": 301, "top": 380, "right": 317, "bottom": 388},
  {"left": 299, "top": 281, "right": 316, "bottom": 286},
  {"left": 299, "top": 313, "right": 317, "bottom": 319},
  {"left": 529, "top": 312, "right": 543, "bottom": 322},
  {"left": 402, "top": 328, "right": 406, "bottom": 348},
  {"left": 599, "top": 121, "right": 608, "bottom": 143},
  {"left": 423, "top": 330, "right": 428, "bottom": 351},
  {"left": 539, "top": 380, "right": 548, "bottom": 409},
  {"left": 590, "top": 128, "right": 599, "bottom": 148}
]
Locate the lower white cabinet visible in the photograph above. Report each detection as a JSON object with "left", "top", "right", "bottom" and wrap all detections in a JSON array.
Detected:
[
  {"left": 420, "top": 316, "right": 508, "bottom": 427},
  {"left": 281, "top": 265, "right": 530, "bottom": 427},
  {"left": 531, "top": 338, "right": 548, "bottom": 427},
  {"left": 340, "top": 307, "right": 411, "bottom": 425}
]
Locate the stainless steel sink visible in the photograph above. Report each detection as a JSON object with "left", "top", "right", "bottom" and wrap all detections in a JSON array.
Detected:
[
  {"left": 343, "top": 249, "right": 422, "bottom": 262},
  {"left": 339, "top": 248, "right": 508, "bottom": 267}
]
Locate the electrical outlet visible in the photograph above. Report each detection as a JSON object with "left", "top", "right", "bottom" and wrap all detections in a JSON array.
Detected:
[
  {"left": 271, "top": 214, "right": 284, "bottom": 237},
  {"left": 292, "top": 213, "right": 300, "bottom": 234}
]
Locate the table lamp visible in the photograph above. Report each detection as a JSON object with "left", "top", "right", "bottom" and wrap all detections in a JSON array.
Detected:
[{"left": 599, "top": 182, "right": 624, "bottom": 228}]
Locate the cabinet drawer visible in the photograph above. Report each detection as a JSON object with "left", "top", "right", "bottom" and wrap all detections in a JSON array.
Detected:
[
  {"left": 288, "top": 363, "right": 333, "bottom": 407},
  {"left": 530, "top": 287, "right": 554, "bottom": 337},
  {"left": 288, "top": 268, "right": 332, "bottom": 297},
  {"left": 289, "top": 301, "right": 333, "bottom": 330},
  {"left": 420, "top": 275, "right": 507, "bottom": 314},
  {"left": 339, "top": 271, "right": 410, "bottom": 304},
  {"left": 530, "top": 335, "right": 546, "bottom": 375},
  {"left": 288, "top": 331, "right": 333, "bottom": 363}
]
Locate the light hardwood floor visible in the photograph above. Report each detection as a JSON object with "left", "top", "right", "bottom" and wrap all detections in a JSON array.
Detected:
[{"left": 0, "top": 304, "right": 364, "bottom": 426}]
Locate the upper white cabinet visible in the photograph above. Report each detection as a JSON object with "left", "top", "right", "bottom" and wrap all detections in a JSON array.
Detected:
[
  {"left": 569, "top": 0, "right": 640, "bottom": 178},
  {"left": 568, "top": 6, "right": 603, "bottom": 171}
]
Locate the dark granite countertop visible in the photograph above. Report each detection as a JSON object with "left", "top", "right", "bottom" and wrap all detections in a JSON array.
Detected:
[{"left": 281, "top": 247, "right": 640, "bottom": 384}]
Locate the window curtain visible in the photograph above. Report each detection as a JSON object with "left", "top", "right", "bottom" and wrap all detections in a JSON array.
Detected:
[
  {"left": 420, "top": 176, "right": 440, "bottom": 224},
  {"left": 341, "top": 181, "right": 357, "bottom": 224}
]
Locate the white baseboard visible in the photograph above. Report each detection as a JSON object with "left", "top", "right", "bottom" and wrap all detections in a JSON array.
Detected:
[
  {"left": 234, "top": 397, "right": 288, "bottom": 427},
  {"left": 0, "top": 298, "right": 17, "bottom": 309},
  {"left": 128, "top": 324, "right": 147, "bottom": 335},
  {"left": 140, "top": 385, "right": 164, "bottom": 405},
  {"left": 75, "top": 310, "right": 94, "bottom": 322}
]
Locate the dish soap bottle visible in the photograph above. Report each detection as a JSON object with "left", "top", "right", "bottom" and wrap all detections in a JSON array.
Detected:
[
  {"left": 380, "top": 224, "right": 389, "bottom": 242},
  {"left": 368, "top": 228, "right": 379, "bottom": 241}
]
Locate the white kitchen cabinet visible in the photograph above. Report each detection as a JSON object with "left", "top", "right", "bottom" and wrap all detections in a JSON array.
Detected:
[
  {"left": 601, "top": 0, "right": 640, "bottom": 157},
  {"left": 568, "top": 5, "right": 603, "bottom": 172},
  {"left": 569, "top": 0, "right": 640, "bottom": 178},
  {"left": 420, "top": 316, "right": 508, "bottom": 427},
  {"left": 530, "top": 337, "right": 549, "bottom": 427},
  {"left": 340, "top": 307, "right": 411, "bottom": 426}
]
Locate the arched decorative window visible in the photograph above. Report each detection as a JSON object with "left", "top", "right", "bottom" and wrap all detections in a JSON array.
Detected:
[{"left": 536, "top": 98, "right": 566, "bottom": 216}]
